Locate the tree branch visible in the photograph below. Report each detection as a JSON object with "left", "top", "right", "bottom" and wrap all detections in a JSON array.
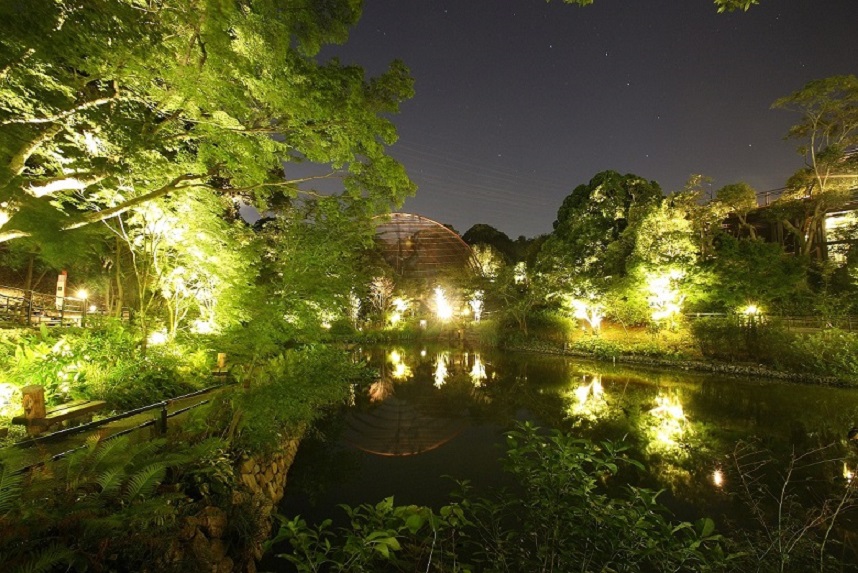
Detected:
[
  {"left": 2, "top": 92, "right": 121, "bottom": 126},
  {"left": 226, "top": 171, "right": 344, "bottom": 194},
  {"left": 7, "top": 124, "right": 63, "bottom": 177},
  {"left": 66, "top": 172, "right": 208, "bottom": 230}
]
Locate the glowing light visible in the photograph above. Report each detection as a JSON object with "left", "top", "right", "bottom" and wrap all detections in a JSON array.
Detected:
[
  {"left": 513, "top": 262, "right": 527, "bottom": 284},
  {"left": 191, "top": 319, "right": 215, "bottom": 334},
  {"left": 389, "top": 297, "right": 409, "bottom": 323},
  {"left": 420, "top": 349, "right": 427, "bottom": 357},
  {"left": 712, "top": 468, "right": 724, "bottom": 487},
  {"left": 742, "top": 304, "right": 760, "bottom": 316},
  {"left": 28, "top": 177, "right": 89, "bottom": 198},
  {"left": 434, "top": 352, "right": 449, "bottom": 388},
  {"left": 434, "top": 286, "right": 453, "bottom": 321},
  {"left": 469, "top": 291, "right": 484, "bottom": 322},
  {"left": 568, "top": 375, "right": 607, "bottom": 419},
  {"left": 88, "top": 305, "right": 97, "bottom": 313},
  {"left": 348, "top": 292, "right": 361, "bottom": 327},
  {"left": 75, "top": 289, "right": 88, "bottom": 300},
  {"left": 649, "top": 392, "right": 687, "bottom": 447},
  {"left": 469, "top": 354, "right": 487, "bottom": 385},
  {"left": 647, "top": 269, "right": 685, "bottom": 323},
  {"left": 369, "top": 379, "right": 394, "bottom": 402},
  {"left": 845, "top": 463, "right": 855, "bottom": 482},
  {"left": 567, "top": 298, "right": 604, "bottom": 332},
  {"left": 419, "top": 319, "right": 427, "bottom": 329},
  {"left": 148, "top": 330, "right": 169, "bottom": 346},
  {"left": 389, "top": 350, "right": 412, "bottom": 380}
]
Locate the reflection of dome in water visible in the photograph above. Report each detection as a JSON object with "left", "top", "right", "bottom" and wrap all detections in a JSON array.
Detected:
[
  {"left": 343, "top": 396, "right": 468, "bottom": 457},
  {"left": 375, "top": 213, "right": 474, "bottom": 280}
]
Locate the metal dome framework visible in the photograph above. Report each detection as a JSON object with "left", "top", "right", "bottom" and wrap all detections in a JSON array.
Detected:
[{"left": 374, "top": 213, "right": 474, "bottom": 280}]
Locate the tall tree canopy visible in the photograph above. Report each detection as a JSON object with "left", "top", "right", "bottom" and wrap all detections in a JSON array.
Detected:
[
  {"left": 540, "top": 170, "right": 663, "bottom": 281},
  {"left": 0, "top": 0, "right": 415, "bottom": 245},
  {"left": 771, "top": 75, "right": 858, "bottom": 258}
]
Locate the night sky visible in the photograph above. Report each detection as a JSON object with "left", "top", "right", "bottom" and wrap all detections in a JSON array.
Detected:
[{"left": 308, "top": 0, "right": 858, "bottom": 239}]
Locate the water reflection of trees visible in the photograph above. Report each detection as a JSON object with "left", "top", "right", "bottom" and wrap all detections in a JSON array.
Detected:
[{"left": 293, "top": 346, "right": 858, "bottom": 564}]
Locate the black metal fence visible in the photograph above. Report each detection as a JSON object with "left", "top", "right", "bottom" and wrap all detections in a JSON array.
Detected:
[{"left": 7, "top": 384, "right": 226, "bottom": 475}]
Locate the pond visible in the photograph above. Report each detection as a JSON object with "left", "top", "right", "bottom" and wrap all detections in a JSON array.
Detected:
[{"left": 273, "top": 343, "right": 858, "bottom": 566}]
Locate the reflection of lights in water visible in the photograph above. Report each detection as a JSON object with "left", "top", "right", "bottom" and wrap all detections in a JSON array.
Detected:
[
  {"left": 369, "top": 379, "right": 395, "bottom": 402},
  {"left": 389, "top": 350, "right": 411, "bottom": 380},
  {"left": 470, "top": 354, "right": 487, "bottom": 385},
  {"left": 434, "top": 352, "right": 449, "bottom": 388},
  {"left": 649, "top": 393, "right": 687, "bottom": 447},
  {"left": 712, "top": 468, "right": 724, "bottom": 488},
  {"left": 568, "top": 375, "right": 606, "bottom": 419},
  {"left": 845, "top": 463, "right": 855, "bottom": 482}
]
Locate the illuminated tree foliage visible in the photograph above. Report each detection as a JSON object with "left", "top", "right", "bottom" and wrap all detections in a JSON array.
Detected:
[
  {"left": 715, "top": 182, "right": 758, "bottom": 240},
  {"left": 0, "top": 0, "right": 415, "bottom": 245},
  {"left": 538, "top": 170, "right": 662, "bottom": 296},
  {"left": 252, "top": 199, "right": 380, "bottom": 343},
  {"left": 771, "top": 75, "right": 858, "bottom": 259}
]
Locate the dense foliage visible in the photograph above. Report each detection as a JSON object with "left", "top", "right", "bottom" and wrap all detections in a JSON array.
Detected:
[{"left": 270, "top": 423, "right": 728, "bottom": 573}]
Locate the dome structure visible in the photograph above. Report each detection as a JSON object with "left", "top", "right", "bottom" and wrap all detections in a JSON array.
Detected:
[{"left": 374, "top": 213, "right": 474, "bottom": 280}]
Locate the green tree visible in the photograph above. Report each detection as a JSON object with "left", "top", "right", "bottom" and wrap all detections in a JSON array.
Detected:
[
  {"left": 0, "top": 0, "right": 415, "bottom": 245},
  {"left": 252, "top": 198, "right": 379, "bottom": 344},
  {"left": 541, "top": 171, "right": 662, "bottom": 279},
  {"left": 537, "top": 170, "right": 663, "bottom": 314},
  {"left": 715, "top": 182, "right": 759, "bottom": 240},
  {"left": 709, "top": 235, "right": 809, "bottom": 314},
  {"left": 462, "top": 223, "right": 517, "bottom": 262},
  {"left": 771, "top": 75, "right": 858, "bottom": 259}
]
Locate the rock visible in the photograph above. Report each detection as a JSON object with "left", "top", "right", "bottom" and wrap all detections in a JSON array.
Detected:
[
  {"left": 241, "top": 473, "right": 257, "bottom": 490},
  {"left": 199, "top": 506, "right": 228, "bottom": 539}
]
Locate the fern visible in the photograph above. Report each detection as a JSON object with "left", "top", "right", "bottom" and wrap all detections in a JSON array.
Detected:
[
  {"left": 0, "top": 463, "right": 24, "bottom": 516},
  {"left": 90, "top": 434, "right": 133, "bottom": 471},
  {"left": 122, "top": 438, "right": 166, "bottom": 469},
  {"left": 9, "top": 543, "right": 74, "bottom": 573},
  {"left": 95, "top": 466, "right": 125, "bottom": 497},
  {"left": 64, "top": 434, "right": 106, "bottom": 490},
  {"left": 123, "top": 463, "right": 167, "bottom": 502}
]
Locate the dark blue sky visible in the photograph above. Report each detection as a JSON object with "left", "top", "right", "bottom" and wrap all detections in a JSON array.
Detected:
[{"left": 306, "top": 0, "right": 858, "bottom": 238}]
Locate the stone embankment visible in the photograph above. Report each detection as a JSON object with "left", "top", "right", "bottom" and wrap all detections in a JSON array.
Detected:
[
  {"left": 172, "top": 438, "right": 301, "bottom": 572},
  {"left": 505, "top": 340, "right": 846, "bottom": 386}
]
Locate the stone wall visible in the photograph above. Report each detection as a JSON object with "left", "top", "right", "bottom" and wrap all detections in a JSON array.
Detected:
[{"left": 173, "top": 437, "right": 302, "bottom": 573}]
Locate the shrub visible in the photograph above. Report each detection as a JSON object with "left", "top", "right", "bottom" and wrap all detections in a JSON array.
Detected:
[
  {"left": 787, "top": 329, "right": 858, "bottom": 380},
  {"left": 570, "top": 336, "right": 624, "bottom": 360},
  {"left": 227, "top": 346, "right": 356, "bottom": 455},
  {"left": 689, "top": 316, "right": 794, "bottom": 366}
]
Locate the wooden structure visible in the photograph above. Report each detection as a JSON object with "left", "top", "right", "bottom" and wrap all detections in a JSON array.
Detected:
[{"left": 12, "top": 385, "right": 106, "bottom": 435}]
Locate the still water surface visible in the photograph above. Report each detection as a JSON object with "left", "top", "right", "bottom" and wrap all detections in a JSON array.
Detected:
[{"left": 279, "top": 344, "right": 858, "bottom": 554}]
